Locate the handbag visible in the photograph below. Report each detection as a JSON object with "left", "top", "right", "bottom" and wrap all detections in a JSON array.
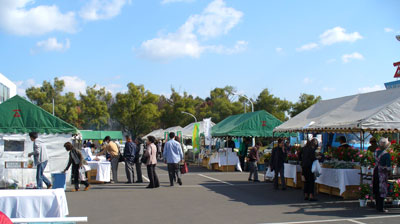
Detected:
[{"left": 180, "top": 162, "right": 188, "bottom": 174}]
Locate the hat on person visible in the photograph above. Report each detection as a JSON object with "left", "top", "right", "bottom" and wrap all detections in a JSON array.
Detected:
[{"left": 379, "top": 137, "right": 390, "bottom": 149}]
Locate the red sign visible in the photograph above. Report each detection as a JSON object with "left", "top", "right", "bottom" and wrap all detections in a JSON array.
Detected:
[
  {"left": 262, "top": 121, "right": 267, "bottom": 126},
  {"left": 13, "top": 109, "right": 21, "bottom": 117},
  {"left": 394, "top": 61, "right": 400, "bottom": 78}
]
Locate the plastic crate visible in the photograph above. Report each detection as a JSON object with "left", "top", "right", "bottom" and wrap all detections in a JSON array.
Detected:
[{"left": 51, "top": 173, "right": 66, "bottom": 190}]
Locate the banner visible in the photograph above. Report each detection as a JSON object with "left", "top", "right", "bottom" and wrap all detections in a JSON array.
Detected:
[{"left": 192, "top": 123, "right": 200, "bottom": 154}]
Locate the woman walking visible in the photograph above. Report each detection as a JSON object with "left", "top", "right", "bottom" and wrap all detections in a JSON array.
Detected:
[
  {"left": 373, "top": 138, "right": 391, "bottom": 212},
  {"left": 63, "top": 142, "right": 90, "bottom": 192},
  {"left": 300, "top": 138, "right": 318, "bottom": 201},
  {"left": 144, "top": 136, "right": 160, "bottom": 188}
]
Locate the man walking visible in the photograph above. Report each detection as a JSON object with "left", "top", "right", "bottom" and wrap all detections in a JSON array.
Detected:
[
  {"left": 97, "top": 136, "right": 120, "bottom": 183},
  {"left": 28, "top": 132, "right": 52, "bottom": 189},
  {"left": 163, "top": 132, "right": 184, "bottom": 186},
  {"left": 134, "top": 137, "right": 144, "bottom": 183},
  {"left": 123, "top": 136, "right": 137, "bottom": 184}
]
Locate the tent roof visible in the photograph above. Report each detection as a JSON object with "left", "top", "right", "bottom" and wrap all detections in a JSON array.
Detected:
[
  {"left": 182, "top": 120, "right": 215, "bottom": 138},
  {"left": 274, "top": 88, "right": 400, "bottom": 133},
  {"left": 0, "top": 95, "right": 78, "bottom": 134},
  {"left": 211, "top": 110, "right": 286, "bottom": 137},
  {"left": 143, "top": 129, "right": 164, "bottom": 139},
  {"left": 80, "top": 130, "right": 123, "bottom": 140}
]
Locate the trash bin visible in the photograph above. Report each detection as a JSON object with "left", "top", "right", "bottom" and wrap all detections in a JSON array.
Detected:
[{"left": 51, "top": 173, "right": 66, "bottom": 190}]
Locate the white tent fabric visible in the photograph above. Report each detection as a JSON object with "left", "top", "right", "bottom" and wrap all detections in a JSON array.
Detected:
[
  {"left": 182, "top": 120, "right": 216, "bottom": 139},
  {"left": 274, "top": 88, "right": 400, "bottom": 132},
  {"left": 143, "top": 129, "right": 164, "bottom": 139}
]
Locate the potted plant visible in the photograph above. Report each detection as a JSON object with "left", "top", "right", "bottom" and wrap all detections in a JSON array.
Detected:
[
  {"left": 359, "top": 151, "right": 368, "bottom": 174},
  {"left": 358, "top": 183, "right": 372, "bottom": 207},
  {"left": 392, "top": 180, "right": 400, "bottom": 206}
]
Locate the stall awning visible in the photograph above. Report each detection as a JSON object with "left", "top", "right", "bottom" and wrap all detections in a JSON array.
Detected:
[
  {"left": 0, "top": 95, "right": 78, "bottom": 134},
  {"left": 80, "top": 130, "right": 123, "bottom": 140},
  {"left": 211, "top": 110, "right": 290, "bottom": 137},
  {"left": 274, "top": 88, "right": 400, "bottom": 133}
]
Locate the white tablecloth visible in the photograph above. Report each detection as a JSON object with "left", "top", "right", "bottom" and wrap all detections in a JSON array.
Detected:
[
  {"left": 316, "top": 168, "right": 360, "bottom": 195},
  {"left": 279, "top": 163, "right": 301, "bottom": 184},
  {"left": 208, "top": 152, "right": 242, "bottom": 172},
  {"left": 0, "top": 189, "right": 68, "bottom": 218},
  {"left": 87, "top": 161, "right": 111, "bottom": 182}
]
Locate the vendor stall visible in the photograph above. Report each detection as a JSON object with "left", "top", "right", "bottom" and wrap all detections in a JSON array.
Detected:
[
  {"left": 0, "top": 188, "right": 68, "bottom": 218},
  {"left": 86, "top": 156, "right": 111, "bottom": 183},
  {"left": 0, "top": 96, "right": 78, "bottom": 189},
  {"left": 208, "top": 149, "right": 242, "bottom": 172},
  {"left": 316, "top": 168, "right": 360, "bottom": 199}
]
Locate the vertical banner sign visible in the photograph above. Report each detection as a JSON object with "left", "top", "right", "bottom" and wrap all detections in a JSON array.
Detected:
[
  {"left": 177, "top": 131, "right": 183, "bottom": 144},
  {"left": 192, "top": 123, "right": 200, "bottom": 154},
  {"left": 164, "top": 132, "right": 169, "bottom": 141},
  {"left": 203, "top": 118, "right": 212, "bottom": 148}
]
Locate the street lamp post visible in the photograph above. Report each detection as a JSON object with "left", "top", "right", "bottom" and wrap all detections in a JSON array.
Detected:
[{"left": 232, "top": 91, "right": 255, "bottom": 146}]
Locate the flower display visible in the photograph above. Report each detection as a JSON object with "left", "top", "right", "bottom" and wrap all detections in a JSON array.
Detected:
[
  {"left": 358, "top": 183, "right": 372, "bottom": 200},
  {"left": 324, "top": 146, "right": 360, "bottom": 162}
]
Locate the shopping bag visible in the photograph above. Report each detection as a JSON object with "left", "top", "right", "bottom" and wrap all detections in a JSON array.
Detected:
[
  {"left": 311, "top": 160, "right": 321, "bottom": 177},
  {"left": 79, "top": 167, "right": 87, "bottom": 181},
  {"left": 180, "top": 162, "right": 188, "bottom": 174},
  {"left": 266, "top": 167, "right": 275, "bottom": 180}
]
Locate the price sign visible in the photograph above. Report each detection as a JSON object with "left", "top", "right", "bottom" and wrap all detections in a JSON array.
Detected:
[{"left": 5, "top": 161, "right": 23, "bottom": 168}]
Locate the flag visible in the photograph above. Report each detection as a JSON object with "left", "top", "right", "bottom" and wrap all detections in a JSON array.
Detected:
[{"left": 192, "top": 123, "right": 200, "bottom": 154}]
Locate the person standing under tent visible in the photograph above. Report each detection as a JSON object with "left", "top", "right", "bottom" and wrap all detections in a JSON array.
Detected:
[
  {"left": 28, "top": 132, "right": 52, "bottom": 189},
  {"left": 226, "top": 136, "right": 236, "bottom": 151},
  {"left": 63, "top": 142, "right": 90, "bottom": 192},
  {"left": 248, "top": 145, "right": 260, "bottom": 182},
  {"left": 368, "top": 137, "right": 378, "bottom": 153},
  {"left": 338, "top": 136, "right": 350, "bottom": 149},
  {"left": 270, "top": 138, "right": 286, "bottom": 190},
  {"left": 373, "top": 138, "right": 391, "bottom": 212},
  {"left": 123, "top": 136, "right": 137, "bottom": 184},
  {"left": 299, "top": 138, "right": 318, "bottom": 201},
  {"left": 144, "top": 136, "right": 160, "bottom": 188},
  {"left": 163, "top": 132, "right": 184, "bottom": 186},
  {"left": 134, "top": 137, "right": 144, "bottom": 183},
  {"left": 96, "top": 136, "right": 120, "bottom": 183}
]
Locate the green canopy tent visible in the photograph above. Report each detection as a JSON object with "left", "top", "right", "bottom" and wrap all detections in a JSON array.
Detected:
[
  {"left": 0, "top": 95, "right": 79, "bottom": 187},
  {"left": 211, "top": 110, "right": 291, "bottom": 137},
  {"left": 79, "top": 130, "right": 123, "bottom": 140}
]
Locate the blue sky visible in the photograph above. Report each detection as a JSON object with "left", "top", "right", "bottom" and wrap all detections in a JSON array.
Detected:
[{"left": 0, "top": 0, "right": 399, "bottom": 102}]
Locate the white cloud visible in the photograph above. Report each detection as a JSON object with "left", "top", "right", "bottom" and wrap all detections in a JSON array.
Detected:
[
  {"left": 384, "top": 28, "right": 394, "bottom": 33},
  {"left": 31, "top": 38, "right": 70, "bottom": 54},
  {"left": 275, "top": 47, "right": 283, "bottom": 53},
  {"left": 59, "top": 76, "right": 87, "bottom": 96},
  {"left": 326, "top": 58, "right": 336, "bottom": 64},
  {"left": 296, "top": 42, "right": 318, "bottom": 52},
  {"left": 15, "top": 79, "right": 38, "bottom": 96},
  {"left": 138, "top": 0, "right": 244, "bottom": 61},
  {"left": 303, "top": 77, "right": 313, "bottom": 84},
  {"left": 0, "top": 0, "right": 76, "bottom": 36},
  {"left": 322, "top": 87, "right": 335, "bottom": 92},
  {"left": 319, "top": 26, "right": 363, "bottom": 45},
  {"left": 161, "top": 0, "right": 195, "bottom": 4},
  {"left": 342, "top": 52, "right": 364, "bottom": 63},
  {"left": 358, "top": 85, "right": 385, "bottom": 93},
  {"left": 80, "top": 0, "right": 130, "bottom": 21}
]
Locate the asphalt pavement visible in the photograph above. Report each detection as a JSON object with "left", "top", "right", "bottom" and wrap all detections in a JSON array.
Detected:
[{"left": 65, "top": 162, "right": 400, "bottom": 224}]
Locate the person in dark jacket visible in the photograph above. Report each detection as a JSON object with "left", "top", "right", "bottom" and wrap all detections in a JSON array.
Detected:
[
  {"left": 299, "top": 138, "right": 318, "bottom": 201},
  {"left": 270, "top": 138, "right": 287, "bottom": 190},
  {"left": 248, "top": 145, "right": 260, "bottom": 182},
  {"left": 226, "top": 137, "right": 236, "bottom": 151},
  {"left": 124, "top": 136, "right": 137, "bottom": 184},
  {"left": 134, "top": 137, "right": 144, "bottom": 183},
  {"left": 63, "top": 142, "right": 90, "bottom": 192}
]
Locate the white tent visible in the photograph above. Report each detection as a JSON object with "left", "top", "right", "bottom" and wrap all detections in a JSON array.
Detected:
[
  {"left": 274, "top": 88, "right": 400, "bottom": 133},
  {"left": 182, "top": 120, "right": 216, "bottom": 139},
  {"left": 143, "top": 129, "right": 164, "bottom": 139}
]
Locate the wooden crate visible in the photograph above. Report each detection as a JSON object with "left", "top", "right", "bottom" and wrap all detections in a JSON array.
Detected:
[
  {"left": 87, "top": 169, "right": 104, "bottom": 184},
  {"left": 218, "top": 165, "right": 235, "bottom": 172},
  {"left": 277, "top": 172, "right": 303, "bottom": 189},
  {"left": 202, "top": 158, "right": 210, "bottom": 168},
  {"left": 211, "top": 163, "right": 219, "bottom": 171},
  {"left": 317, "top": 184, "right": 359, "bottom": 200}
]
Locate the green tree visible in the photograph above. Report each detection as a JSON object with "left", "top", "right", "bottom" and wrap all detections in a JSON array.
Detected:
[
  {"left": 25, "top": 78, "right": 82, "bottom": 128},
  {"left": 254, "top": 88, "right": 291, "bottom": 121},
  {"left": 112, "top": 83, "right": 160, "bottom": 137},
  {"left": 206, "top": 86, "right": 243, "bottom": 123},
  {"left": 79, "top": 85, "right": 112, "bottom": 130},
  {"left": 290, "top": 93, "right": 321, "bottom": 117}
]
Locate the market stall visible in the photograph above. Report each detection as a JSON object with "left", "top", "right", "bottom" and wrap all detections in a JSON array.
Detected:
[
  {"left": 86, "top": 156, "right": 111, "bottom": 184},
  {"left": 208, "top": 149, "right": 242, "bottom": 172},
  {"left": 0, "top": 95, "right": 78, "bottom": 189},
  {"left": 274, "top": 88, "right": 400, "bottom": 200},
  {"left": 0, "top": 188, "right": 68, "bottom": 218}
]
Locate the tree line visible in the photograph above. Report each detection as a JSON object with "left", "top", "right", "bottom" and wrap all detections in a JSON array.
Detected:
[{"left": 25, "top": 78, "right": 321, "bottom": 138}]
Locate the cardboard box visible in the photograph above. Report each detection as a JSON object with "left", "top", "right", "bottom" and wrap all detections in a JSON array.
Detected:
[{"left": 87, "top": 169, "right": 104, "bottom": 184}]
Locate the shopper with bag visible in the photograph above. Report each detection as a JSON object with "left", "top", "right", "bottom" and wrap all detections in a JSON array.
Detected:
[
  {"left": 144, "top": 136, "right": 160, "bottom": 188},
  {"left": 63, "top": 142, "right": 90, "bottom": 192},
  {"left": 270, "top": 138, "right": 286, "bottom": 190},
  {"left": 299, "top": 138, "right": 318, "bottom": 201},
  {"left": 163, "top": 132, "right": 184, "bottom": 186}
]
